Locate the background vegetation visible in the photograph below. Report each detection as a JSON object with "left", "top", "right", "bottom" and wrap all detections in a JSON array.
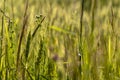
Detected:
[{"left": 0, "top": 0, "right": 120, "bottom": 80}]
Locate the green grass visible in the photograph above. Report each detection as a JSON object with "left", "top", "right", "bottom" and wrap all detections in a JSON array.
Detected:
[{"left": 0, "top": 0, "right": 120, "bottom": 80}]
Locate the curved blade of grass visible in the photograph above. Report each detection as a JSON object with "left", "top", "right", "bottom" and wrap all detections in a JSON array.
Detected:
[
  {"left": 16, "top": 0, "right": 29, "bottom": 79},
  {"left": 49, "top": 26, "right": 75, "bottom": 35},
  {"left": 32, "top": 16, "right": 45, "bottom": 38}
]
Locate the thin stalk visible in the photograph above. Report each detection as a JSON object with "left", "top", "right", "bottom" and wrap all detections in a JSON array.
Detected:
[
  {"left": 16, "top": 15, "right": 29, "bottom": 68},
  {"left": 16, "top": 0, "right": 29, "bottom": 79},
  {"left": 4, "top": 0, "right": 6, "bottom": 13},
  {"left": 79, "top": 0, "right": 84, "bottom": 78},
  {"left": 5, "top": 43, "right": 8, "bottom": 80},
  {"left": 90, "top": 0, "right": 98, "bottom": 80},
  {"left": 0, "top": 16, "right": 4, "bottom": 80},
  {"left": 108, "top": 35, "right": 111, "bottom": 64},
  {"left": 91, "top": 0, "right": 96, "bottom": 35},
  {"left": 0, "top": 16, "right": 4, "bottom": 67},
  {"left": 4, "top": 0, "right": 7, "bottom": 79},
  {"left": 11, "top": 0, "right": 14, "bottom": 21},
  {"left": 0, "top": 0, "right": 6, "bottom": 75},
  {"left": 110, "top": 1, "right": 115, "bottom": 35},
  {"left": 80, "top": 0, "right": 84, "bottom": 44},
  {"left": 32, "top": 16, "right": 45, "bottom": 38},
  {"left": 2, "top": 0, "right": 6, "bottom": 52}
]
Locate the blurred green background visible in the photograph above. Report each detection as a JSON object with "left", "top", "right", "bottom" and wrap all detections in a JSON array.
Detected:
[{"left": 0, "top": 0, "right": 120, "bottom": 80}]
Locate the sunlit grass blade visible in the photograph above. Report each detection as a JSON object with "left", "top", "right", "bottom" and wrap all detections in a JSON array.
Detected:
[{"left": 49, "top": 26, "right": 75, "bottom": 35}]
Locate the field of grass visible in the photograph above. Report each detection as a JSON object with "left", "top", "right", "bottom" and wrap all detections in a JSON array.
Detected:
[{"left": 0, "top": 0, "right": 120, "bottom": 80}]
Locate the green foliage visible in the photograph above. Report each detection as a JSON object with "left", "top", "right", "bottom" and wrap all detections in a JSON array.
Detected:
[
  {"left": 0, "top": 0, "right": 120, "bottom": 80},
  {"left": 35, "top": 38, "right": 48, "bottom": 80}
]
